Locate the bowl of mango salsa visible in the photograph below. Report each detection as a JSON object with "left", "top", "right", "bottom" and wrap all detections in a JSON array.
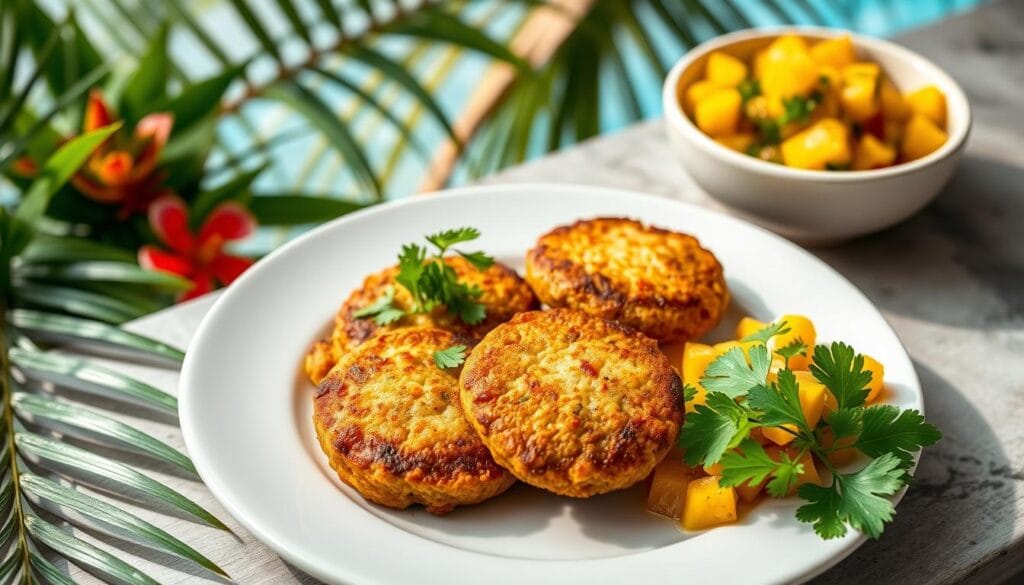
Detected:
[{"left": 663, "top": 28, "right": 970, "bottom": 243}]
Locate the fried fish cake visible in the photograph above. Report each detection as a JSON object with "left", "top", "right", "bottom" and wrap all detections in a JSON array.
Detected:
[
  {"left": 459, "top": 309, "right": 683, "bottom": 498},
  {"left": 305, "top": 256, "right": 538, "bottom": 384},
  {"left": 314, "top": 327, "right": 515, "bottom": 514},
  {"left": 525, "top": 218, "right": 728, "bottom": 343}
]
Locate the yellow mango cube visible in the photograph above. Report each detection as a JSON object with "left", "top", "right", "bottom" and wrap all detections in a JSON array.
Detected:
[
  {"left": 770, "top": 314, "right": 817, "bottom": 369},
  {"left": 695, "top": 88, "right": 742, "bottom": 137},
  {"left": 706, "top": 51, "right": 748, "bottom": 87},
  {"left": 880, "top": 77, "right": 910, "bottom": 121},
  {"left": 735, "top": 316, "right": 768, "bottom": 339},
  {"left": 761, "top": 52, "right": 819, "bottom": 98},
  {"left": 821, "top": 428, "right": 858, "bottom": 467},
  {"left": 862, "top": 354, "right": 885, "bottom": 403},
  {"left": 810, "top": 35, "right": 856, "bottom": 68},
  {"left": 735, "top": 478, "right": 766, "bottom": 503},
  {"left": 681, "top": 476, "right": 738, "bottom": 531},
  {"left": 715, "top": 133, "right": 756, "bottom": 153},
  {"left": 683, "top": 342, "right": 717, "bottom": 412},
  {"left": 852, "top": 134, "right": 897, "bottom": 170},
  {"left": 817, "top": 65, "right": 841, "bottom": 89},
  {"left": 648, "top": 457, "right": 692, "bottom": 519},
  {"left": 842, "top": 62, "right": 881, "bottom": 80},
  {"left": 905, "top": 85, "right": 946, "bottom": 127},
  {"left": 685, "top": 80, "right": 723, "bottom": 112},
  {"left": 901, "top": 114, "right": 947, "bottom": 161},
  {"left": 781, "top": 119, "right": 851, "bottom": 170}
]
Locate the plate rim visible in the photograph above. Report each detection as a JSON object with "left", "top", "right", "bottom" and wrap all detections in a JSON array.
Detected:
[{"left": 179, "top": 182, "right": 920, "bottom": 585}]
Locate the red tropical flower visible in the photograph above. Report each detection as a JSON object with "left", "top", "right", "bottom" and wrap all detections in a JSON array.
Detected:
[
  {"left": 72, "top": 90, "right": 174, "bottom": 217},
  {"left": 139, "top": 194, "right": 256, "bottom": 302}
]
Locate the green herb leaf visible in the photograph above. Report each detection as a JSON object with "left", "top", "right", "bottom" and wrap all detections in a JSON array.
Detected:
[
  {"left": 426, "top": 227, "right": 482, "bottom": 253},
  {"left": 433, "top": 344, "right": 467, "bottom": 369},
  {"left": 701, "top": 344, "right": 770, "bottom": 399},
  {"left": 719, "top": 439, "right": 803, "bottom": 497},
  {"left": 779, "top": 92, "right": 821, "bottom": 125},
  {"left": 839, "top": 453, "right": 906, "bottom": 538},
  {"left": 796, "top": 482, "right": 847, "bottom": 539},
  {"left": 738, "top": 78, "right": 761, "bottom": 103},
  {"left": 855, "top": 405, "right": 942, "bottom": 467},
  {"left": 810, "top": 342, "right": 872, "bottom": 410},
  {"left": 683, "top": 384, "right": 697, "bottom": 403},
  {"left": 748, "top": 370, "right": 811, "bottom": 434},
  {"left": 825, "top": 408, "right": 863, "bottom": 440},
  {"left": 679, "top": 392, "right": 751, "bottom": 466},
  {"left": 352, "top": 286, "right": 406, "bottom": 325},
  {"left": 458, "top": 250, "right": 496, "bottom": 271},
  {"left": 740, "top": 319, "right": 789, "bottom": 343},
  {"left": 774, "top": 338, "right": 807, "bottom": 363}
]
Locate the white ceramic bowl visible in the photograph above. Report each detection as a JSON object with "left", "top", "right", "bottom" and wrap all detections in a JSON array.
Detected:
[{"left": 663, "top": 27, "right": 971, "bottom": 244}]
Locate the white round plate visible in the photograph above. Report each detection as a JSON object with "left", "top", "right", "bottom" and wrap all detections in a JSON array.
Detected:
[{"left": 180, "top": 184, "right": 921, "bottom": 585}]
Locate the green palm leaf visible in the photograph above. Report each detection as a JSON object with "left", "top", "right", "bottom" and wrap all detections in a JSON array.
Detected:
[
  {"left": 20, "top": 474, "right": 225, "bottom": 576},
  {"left": 8, "top": 309, "right": 185, "bottom": 363}
]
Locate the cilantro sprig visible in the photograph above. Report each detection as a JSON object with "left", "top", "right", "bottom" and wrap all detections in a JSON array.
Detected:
[
  {"left": 355, "top": 227, "right": 495, "bottom": 326},
  {"left": 433, "top": 344, "right": 467, "bottom": 369},
  {"left": 679, "top": 320, "right": 941, "bottom": 540}
]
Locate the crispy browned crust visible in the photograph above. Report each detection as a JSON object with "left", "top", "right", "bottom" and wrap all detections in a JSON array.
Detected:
[
  {"left": 314, "top": 327, "right": 515, "bottom": 514},
  {"left": 305, "top": 256, "right": 538, "bottom": 384},
  {"left": 459, "top": 309, "right": 683, "bottom": 498},
  {"left": 524, "top": 217, "right": 729, "bottom": 343}
]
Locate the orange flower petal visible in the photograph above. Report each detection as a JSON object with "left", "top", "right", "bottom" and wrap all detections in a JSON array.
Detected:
[
  {"left": 84, "top": 89, "right": 116, "bottom": 132},
  {"left": 133, "top": 113, "right": 174, "bottom": 177},
  {"left": 198, "top": 201, "right": 256, "bottom": 244},
  {"left": 148, "top": 194, "right": 195, "bottom": 255},
  {"left": 89, "top": 151, "right": 134, "bottom": 186}
]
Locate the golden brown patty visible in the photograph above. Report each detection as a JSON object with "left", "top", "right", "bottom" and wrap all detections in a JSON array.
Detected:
[
  {"left": 525, "top": 217, "right": 729, "bottom": 343},
  {"left": 305, "top": 256, "right": 538, "bottom": 384},
  {"left": 459, "top": 309, "right": 683, "bottom": 498},
  {"left": 314, "top": 327, "right": 515, "bottom": 514}
]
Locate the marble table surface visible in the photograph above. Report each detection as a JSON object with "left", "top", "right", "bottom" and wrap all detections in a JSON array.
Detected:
[{"left": 63, "top": 1, "right": 1023, "bottom": 582}]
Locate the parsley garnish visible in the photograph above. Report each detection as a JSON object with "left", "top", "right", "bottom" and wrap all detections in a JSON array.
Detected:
[
  {"left": 352, "top": 285, "right": 405, "bottom": 325},
  {"left": 738, "top": 78, "right": 761, "bottom": 103},
  {"left": 678, "top": 338, "right": 941, "bottom": 540},
  {"left": 433, "top": 344, "right": 467, "bottom": 369},
  {"left": 358, "top": 227, "right": 495, "bottom": 326},
  {"left": 779, "top": 91, "right": 822, "bottom": 125}
]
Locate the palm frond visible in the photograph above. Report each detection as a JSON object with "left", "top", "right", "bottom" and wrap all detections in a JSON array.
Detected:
[{"left": 0, "top": 120, "right": 229, "bottom": 583}]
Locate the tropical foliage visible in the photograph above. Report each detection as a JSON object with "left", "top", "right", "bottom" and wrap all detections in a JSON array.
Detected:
[{"left": 0, "top": 0, "right": 928, "bottom": 581}]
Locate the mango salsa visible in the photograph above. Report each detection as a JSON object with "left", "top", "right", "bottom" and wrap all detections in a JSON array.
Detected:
[
  {"left": 682, "top": 342, "right": 717, "bottom": 412},
  {"left": 681, "top": 476, "right": 738, "bottom": 531},
  {"left": 901, "top": 114, "right": 947, "bottom": 161},
  {"left": 682, "top": 33, "right": 949, "bottom": 171},
  {"left": 781, "top": 119, "right": 850, "bottom": 170},
  {"left": 647, "top": 457, "right": 692, "bottom": 519},
  {"left": 695, "top": 88, "right": 742, "bottom": 137}
]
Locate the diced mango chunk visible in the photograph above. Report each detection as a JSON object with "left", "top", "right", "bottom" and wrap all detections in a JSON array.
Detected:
[
  {"left": 761, "top": 52, "right": 818, "bottom": 98},
  {"left": 901, "top": 114, "right": 947, "bottom": 161},
  {"left": 905, "top": 85, "right": 946, "bottom": 126},
  {"left": 681, "top": 476, "right": 737, "bottom": 531},
  {"left": 735, "top": 478, "right": 766, "bottom": 503},
  {"left": 685, "top": 80, "right": 723, "bottom": 112},
  {"left": 840, "top": 63, "right": 880, "bottom": 122},
  {"left": 862, "top": 354, "right": 885, "bottom": 403},
  {"left": 771, "top": 314, "right": 816, "bottom": 370},
  {"left": 683, "top": 342, "right": 717, "bottom": 412},
  {"left": 810, "top": 36, "right": 856, "bottom": 69},
  {"left": 735, "top": 316, "right": 768, "bottom": 340},
  {"left": 880, "top": 77, "right": 910, "bottom": 121},
  {"left": 852, "top": 134, "right": 897, "bottom": 170},
  {"left": 781, "top": 119, "right": 851, "bottom": 170},
  {"left": 648, "top": 457, "right": 692, "bottom": 519},
  {"left": 706, "top": 51, "right": 748, "bottom": 87},
  {"left": 821, "top": 428, "right": 858, "bottom": 467},
  {"left": 695, "top": 88, "right": 742, "bottom": 137},
  {"left": 715, "top": 133, "right": 756, "bottom": 153}
]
